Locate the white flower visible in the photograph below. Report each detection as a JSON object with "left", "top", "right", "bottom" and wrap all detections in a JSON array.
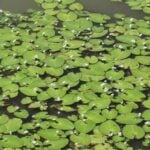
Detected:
[
  {"left": 100, "top": 83, "right": 105, "bottom": 87},
  {"left": 56, "top": 130, "right": 60, "bottom": 133},
  {"left": 57, "top": 111, "right": 61, "bottom": 114},
  {"left": 118, "top": 132, "right": 122, "bottom": 136},
  {"left": 24, "top": 130, "right": 29, "bottom": 134},
  {"left": 145, "top": 121, "right": 150, "bottom": 125},
  {"left": 108, "top": 132, "right": 113, "bottom": 137},
  {"left": 83, "top": 63, "right": 89, "bottom": 67},
  {"left": 56, "top": 97, "right": 61, "bottom": 101},
  {"left": 32, "top": 140, "right": 37, "bottom": 144}
]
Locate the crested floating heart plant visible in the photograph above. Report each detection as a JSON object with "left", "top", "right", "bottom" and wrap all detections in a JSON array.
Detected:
[{"left": 0, "top": 0, "right": 150, "bottom": 149}]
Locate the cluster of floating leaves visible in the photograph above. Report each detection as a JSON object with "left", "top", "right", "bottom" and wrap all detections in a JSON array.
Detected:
[
  {"left": 0, "top": 0, "right": 150, "bottom": 149},
  {"left": 111, "top": 0, "right": 150, "bottom": 14}
]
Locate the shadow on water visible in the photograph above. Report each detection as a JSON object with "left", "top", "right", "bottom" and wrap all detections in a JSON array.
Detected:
[{"left": 0, "top": 0, "right": 145, "bottom": 19}]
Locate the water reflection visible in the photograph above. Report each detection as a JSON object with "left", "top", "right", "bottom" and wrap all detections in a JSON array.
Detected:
[
  {"left": 0, "top": 0, "right": 145, "bottom": 19},
  {"left": 77, "top": 0, "right": 145, "bottom": 19},
  {"left": 0, "top": 0, "right": 41, "bottom": 13}
]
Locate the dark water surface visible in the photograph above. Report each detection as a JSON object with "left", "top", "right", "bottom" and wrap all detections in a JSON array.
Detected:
[{"left": 0, "top": 0, "right": 145, "bottom": 19}]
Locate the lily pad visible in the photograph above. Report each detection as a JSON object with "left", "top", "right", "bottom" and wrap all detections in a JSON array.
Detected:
[
  {"left": 57, "top": 12, "right": 77, "bottom": 21},
  {"left": 20, "top": 87, "right": 38, "bottom": 96},
  {"left": 69, "top": 2, "right": 84, "bottom": 10},
  {"left": 0, "top": 135, "right": 23, "bottom": 148},
  {"left": 89, "top": 13, "right": 110, "bottom": 23},
  {"left": 14, "top": 109, "right": 29, "bottom": 119},
  {"left": 70, "top": 133, "right": 91, "bottom": 145},
  {"left": 98, "top": 120, "right": 120, "bottom": 135},
  {"left": 102, "top": 109, "right": 118, "bottom": 120},
  {"left": 85, "top": 110, "right": 106, "bottom": 123},
  {"left": 38, "top": 129, "right": 61, "bottom": 140},
  {"left": 0, "top": 115, "right": 9, "bottom": 125},
  {"left": 51, "top": 118, "right": 74, "bottom": 130},
  {"left": 122, "top": 125, "right": 145, "bottom": 139},
  {"left": 48, "top": 138, "right": 68, "bottom": 149},
  {"left": 44, "top": 57, "right": 64, "bottom": 68},
  {"left": 142, "top": 110, "right": 150, "bottom": 120},
  {"left": 116, "top": 113, "right": 143, "bottom": 124},
  {"left": 4, "top": 118, "right": 22, "bottom": 133},
  {"left": 75, "top": 119, "right": 95, "bottom": 133}
]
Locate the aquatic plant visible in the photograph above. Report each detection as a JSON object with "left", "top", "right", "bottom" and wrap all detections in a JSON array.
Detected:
[{"left": 0, "top": 0, "right": 149, "bottom": 149}]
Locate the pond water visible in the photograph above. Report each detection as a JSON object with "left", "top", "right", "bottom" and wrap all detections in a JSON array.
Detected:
[
  {"left": 0, "top": 0, "right": 145, "bottom": 19},
  {"left": 0, "top": 0, "right": 149, "bottom": 150}
]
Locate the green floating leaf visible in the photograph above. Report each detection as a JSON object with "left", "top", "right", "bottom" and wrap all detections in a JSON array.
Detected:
[
  {"left": 116, "top": 104, "right": 133, "bottom": 114},
  {"left": 3, "top": 83, "right": 18, "bottom": 93},
  {"left": 0, "top": 115, "right": 9, "bottom": 125},
  {"left": 5, "top": 118, "right": 22, "bottom": 133},
  {"left": 61, "top": 0, "right": 75, "bottom": 5},
  {"left": 45, "top": 67, "right": 64, "bottom": 76},
  {"left": 33, "top": 111, "right": 49, "bottom": 119},
  {"left": 99, "top": 120, "right": 120, "bottom": 135},
  {"left": 90, "top": 94, "right": 111, "bottom": 109},
  {"left": 48, "top": 42, "right": 63, "bottom": 52},
  {"left": 116, "top": 113, "right": 142, "bottom": 124},
  {"left": 21, "top": 97, "right": 32, "bottom": 105},
  {"left": 136, "top": 56, "right": 150, "bottom": 65},
  {"left": 102, "top": 109, "right": 118, "bottom": 120},
  {"left": 116, "top": 35, "right": 138, "bottom": 44},
  {"left": 89, "top": 13, "right": 110, "bottom": 23},
  {"left": 42, "top": 2, "right": 58, "bottom": 9},
  {"left": 49, "top": 138, "right": 68, "bottom": 149},
  {"left": 85, "top": 110, "right": 106, "bottom": 123},
  {"left": 105, "top": 70, "right": 124, "bottom": 80},
  {"left": 113, "top": 80, "right": 134, "bottom": 90},
  {"left": 20, "top": 87, "right": 38, "bottom": 96},
  {"left": 44, "top": 57, "right": 64, "bottom": 68},
  {"left": 70, "top": 133, "right": 91, "bottom": 145},
  {"left": 143, "top": 7, "right": 150, "bottom": 14},
  {"left": 23, "top": 51, "right": 45, "bottom": 62},
  {"left": 7, "top": 105, "right": 19, "bottom": 113},
  {"left": 1, "top": 56, "right": 19, "bottom": 67},
  {"left": 111, "top": 49, "right": 131, "bottom": 60},
  {"left": 67, "top": 57, "right": 88, "bottom": 67},
  {"left": 51, "top": 118, "right": 74, "bottom": 130},
  {"left": 69, "top": 2, "right": 84, "bottom": 10},
  {"left": 75, "top": 119, "right": 95, "bottom": 133},
  {"left": 62, "top": 93, "right": 78, "bottom": 105},
  {"left": 0, "top": 78, "right": 11, "bottom": 87},
  {"left": 57, "top": 12, "right": 77, "bottom": 21},
  {"left": 14, "top": 109, "right": 29, "bottom": 119},
  {"left": 122, "top": 125, "right": 145, "bottom": 139},
  {"left": 143, "top": 100, "right": 150, "bottom": 108},
  {"left": 86, "top": 81, "right": 104, "bottom": 93},
  {"left": 64, "top": 18, "right": 93, "bottom": 32},
  {"left": 120, "top": 89, "right": 145, "bottom": 102},
  {"left": 58, "top": 72, "right": 81, "bottom": 87},
  {"left": 0, "top": 135, "right": 23, "bottom": 148},
  {"left": 38, "top": 27, "right": 55, "bottom": 38},
  {"left": 47, "top": 87, "right": 66, "bottom": 99},
  {"left": 142, "top": 110, "right": 150, "bottom": 120},
  {"left": 37, "top": 91, "right": 50, "bottom": 101},
  {"left": 38, "top": 129, "right": 61, "bottom": 140},
  {"left": 67, "top": 40, "right": 85, "bottom": 49}
]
